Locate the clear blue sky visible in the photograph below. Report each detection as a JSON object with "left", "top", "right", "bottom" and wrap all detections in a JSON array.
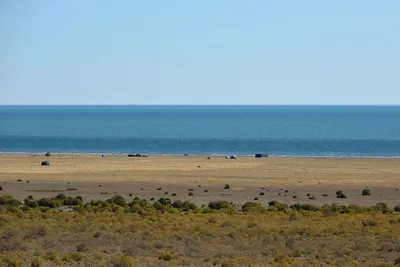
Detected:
[{"left": 1, "top": 1, "right": 399, "bottom": 105}]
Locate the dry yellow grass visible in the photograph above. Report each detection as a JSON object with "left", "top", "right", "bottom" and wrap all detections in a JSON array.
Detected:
[{"left": 0, "top": 210, "right": 399, "bottom": 266}]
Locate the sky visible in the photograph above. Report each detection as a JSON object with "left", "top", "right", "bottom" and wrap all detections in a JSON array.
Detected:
[{"left": 1, "top": 1, "right": 399, "bottom": 105}]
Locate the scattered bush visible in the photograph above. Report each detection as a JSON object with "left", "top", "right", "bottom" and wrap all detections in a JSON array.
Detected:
[
  {"left": 157, "top": 188, "right": 162, "bottom": 191},
  {"left": 293, "top": 195, "right": 297, "bottom": 199},
  {"left": 31, "top": 257, "right": 44, "bottom": 267},
  {"left": 242, "top": 202, "right": 265, "bottom": 213},
  {"left": 259, "top": 192, "right": 265, "bottom": 196},
  {"left": 0, "top": 196, "right": 21, "bottom": 206},
  {"left": 55, "top": 193, "right": 66, "bottom": 200},
  {"left": 172, "top": 193, "right": 177, "bottom": 196},
  {"left": 172, "top": 200, "right": 183, "bottom": 209},
  {"left": 164, "top": 192, "right": 168, "bottom": 195},
  {"left": 111, "top": 255, "right": 135, "bottom": 267},
  {"left": 188, "top": 188, "right": 194, "bottom": 192},
  {"left": 322, "top": 194, "right": 328, "bottom": 197},
  {"left": 38, "top": 198, "right": 62, "bottom": 208},
  {"left": 362, "top": 188, "right": 371, "bottom": 196},
  {"left": 159, "top": 251, "right": 178, "bottom": 261},
  {"left": 26, "top": 181, "right": 30, "bottom": 183},
  {"left": 129, "top": 193, "right": 132, "bottom": 197},
  {"left": 253, "top": 197, "right": 259, "bottom": 200},
  {"left": 394, "top": 205, "right": 400, "bottom": 212},
  {"left": 208, "top": 200, "right": 231, "bottom": 210},
  {"left": 107, "top": 195, "right": 127, "bottom": 207},
  {"left": 224, "top": 184, "right": 230, "bottom": 189},
  {"left": 204, "top": 189, "right": 208, "bottom": 192},
  {"left": 188, "top": 192, "right": 194, "bottom": 196},
  {"left": 24, "top": 198, "right": 38, "bottom": 208},
  {"left": 0, "top": 185, "right": 2, "bottom": 191},
  {"left": 17, "top": 179, "right": 22, "bottom": 182}
]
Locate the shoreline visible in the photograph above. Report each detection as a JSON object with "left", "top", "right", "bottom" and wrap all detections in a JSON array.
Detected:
[{"left": 1, "top": 151, "right": 400, "bottom": 159}]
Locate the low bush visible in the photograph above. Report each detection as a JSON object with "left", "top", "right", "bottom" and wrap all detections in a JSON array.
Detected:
[
  {"left": 208, "top": 200, "right": 231, "bottom": 210},
  {"left": 38, "top": 198, "right": 62, "bottom": 208},
  {"left": 188, "top": 192, "right": 194, "bottom": 196},
  {"left": 242, "top": 202, "right": 265, "bottom": 213},
  {"left": 0, "top": 196, "right": 21, "bottom": 206},
  {"left": 31, "top": 257, "right": 44, "bottom": 267},
  {"left": 362, "top": 188, "right": 371, "bottom": 196},
  {"left": 224, "top": 184, "right": 230, "bottom": 189},
  {"left": 259, "top": 192, "right": 265, "bottom": 196}
]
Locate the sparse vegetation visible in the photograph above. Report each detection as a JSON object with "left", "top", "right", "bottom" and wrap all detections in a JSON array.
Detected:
[
  {"left": 259, "top": 192, "right": 264, "bottom": 196},
  {"left": 224, "top": 184, "right": 230, "bottom": 189},
  {"left": 171, "top": 193, "right": 177, "bottom": 196},
  {"left": 188, "top": 192, "right": 194, "bottom": 196},
  {"left": 204, "top": 189, "right": 208, "bottom": 192}
]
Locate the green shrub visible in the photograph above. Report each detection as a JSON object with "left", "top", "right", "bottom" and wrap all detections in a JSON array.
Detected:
[
  {"left": 188, "top": 192, "right": 194, "bottom": 196},
  {"left": 157, "top": 198, "right": 171, "bottom": 205},
  {"left": 172, "top": 193, "right": 177, "bottom": 196},
  {"left": 55, "top": 193, "right": 66, "bottom": 200},
  {"left": 172, "top": 200, "right": 183, "bottom": 209},
  {"left": 336, "top": 193, "right": 347, "bottom": 199},
  {"left": 63, "top": 197, "right": 82, "bottom": 206},
  {"left": 31, "top": 257, "right": 44, "bottom": 267},
  {"left": 157, "top": 188, "right": 162, "bottom": 191},
  {"left": 108, "top": 195, "right": 127, "bottom": 207},
  {"left": 208, "top": 200, "right": 231, "bottom": 210},
  {"left": 242, "top": 202, "right": 265, "bottom": 213},
  {"left": 164, "top": 192, "right": 168, "bottom": 195},
  {"left": 182, "top": 200, "right": 198, "bottom": 211},
  {"left": 362, "top": 188, "right": 371, "bottom": 196},
  {"left": 394, "top": 205, "right": 400, "bottom": 212},
  {"left": 224, "top": 184, "right": 230, "bottom": 189},
  {"left": 24, "top": 198, "right": 38, "bottom": 208},
  {"left": 38, "top": 198, "right": 62, "bottom": 208},
  {"left": 253, "top": 197, "right": 259, "bottom": 200},
  {"left": 259, "top": 192, "right": 265, "bottom": 196},
  {"left": 290, "top": 203, "right": 319, "bottom": 212},
  {"left": 0, "top": 196, "right": 21, "bottom": 206}
]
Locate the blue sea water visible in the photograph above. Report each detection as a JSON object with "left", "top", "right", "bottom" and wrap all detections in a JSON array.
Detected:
[{"left": 0, "top": 105, "right": 399, "bottom": 157}]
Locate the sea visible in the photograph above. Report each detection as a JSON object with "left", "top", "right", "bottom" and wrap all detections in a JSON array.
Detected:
[{"left": 0, "top": 105, "right": 399, "bottom": 157}]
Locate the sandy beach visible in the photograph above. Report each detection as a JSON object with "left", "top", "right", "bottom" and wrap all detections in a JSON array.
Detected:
[{"left": 1, "top": 154, "right": 399, "bottom": 206}]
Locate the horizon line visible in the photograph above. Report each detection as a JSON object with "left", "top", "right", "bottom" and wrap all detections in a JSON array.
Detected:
[{"left": 1, "top": 104, "right": 400, "bottom": 107}]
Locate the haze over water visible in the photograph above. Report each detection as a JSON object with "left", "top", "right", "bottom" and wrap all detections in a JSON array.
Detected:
[{"left": 1, "top": 105, "right": 399, "bottom": 157}]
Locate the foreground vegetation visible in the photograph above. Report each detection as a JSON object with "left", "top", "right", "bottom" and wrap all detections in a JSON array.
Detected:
[{"left": 1, "top": 194, "right": 400, "bottom": 266}]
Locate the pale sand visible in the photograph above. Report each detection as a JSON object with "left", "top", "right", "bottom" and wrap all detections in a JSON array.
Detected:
[{"left": 0, "top": 154, "right": 399, "bottom": 206}]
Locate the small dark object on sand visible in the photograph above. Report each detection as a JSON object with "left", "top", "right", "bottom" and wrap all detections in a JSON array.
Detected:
[
  {"left": 255, "top": 153, "right": 268, "bottom": 158},
  {"left": 17, "top": 179, "right": 22, "bottom": 182},
  {"left": 0, "top": 186, "right": 2, "bottom": 191},
  {"left": 26, "top": 181, "right": 29, "bottom": 183},
  {"left": 101, "top": 154, "right": 104, "bottom": 158},
  {"left": 197, "top": 166, "right": 201, "bottom": 168},
  {"left": 98, "top": 184, "right": 102, "bottom": 187},
  {"left": 41, "top": 161, "right": 50, "bottom": 166},
  {"left": 45, "top": 152, "right": 51, "bottom": 157},
  {"left": 128, "top": 153, "right": 144, "bottom": 157},
  {"left": 207, "top": 157, "right": 210, "bottom": 159}
]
